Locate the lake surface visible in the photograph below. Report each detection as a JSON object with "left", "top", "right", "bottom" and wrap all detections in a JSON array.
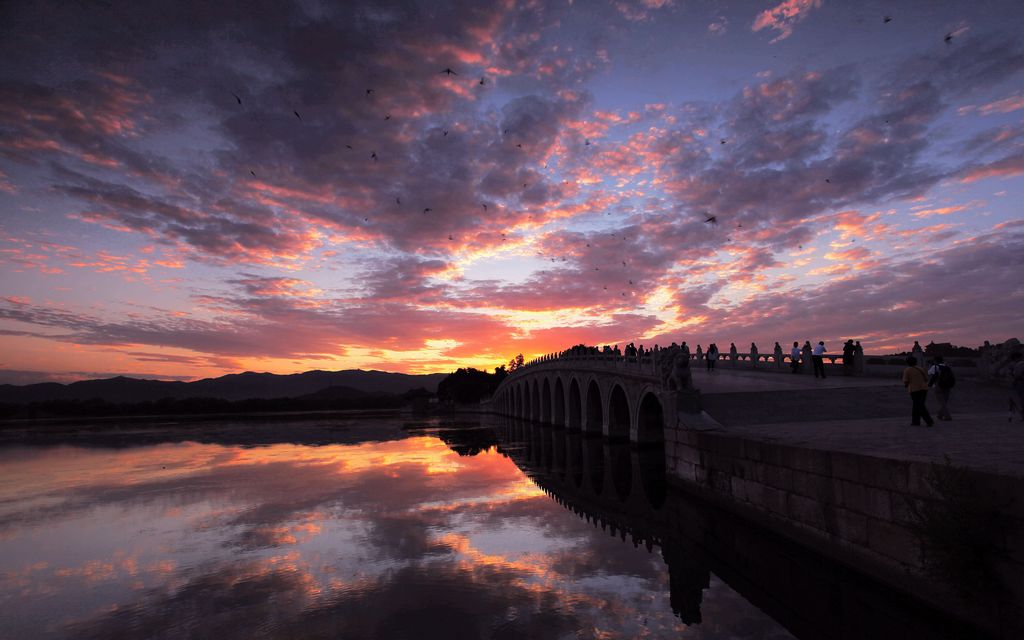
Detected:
[{"left": 0, "top": 414, "right": 978, "bottom": 639}]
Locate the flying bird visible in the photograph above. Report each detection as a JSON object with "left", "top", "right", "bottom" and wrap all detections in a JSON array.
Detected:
[
  {"left": 250, "top": 170, "right": 256, "bottom": 177},
  {"left": 441, "top": 68, "right": 457, "bottom": 76},
  {"left": 345, "top": 144, "right": 354, "bottom": 150},
  {"left": 945, "top": 32, "right": 954, "bottom": 43},
  {"left": 443, "top": 129, "right": 448, "bottom": 136},
  {"left": 366, "top": 88, "right": 374, "bottom": 96},
  {"left": 385, "top": 114, "right": 391, "bottom": 120},
  {"left": 448, "top": 235, "right": 453, "bottom": 240},
  {"left": 705, "top": 215, "right": 718, "bottom": 224},
  {"left": 396, "top": 197, "right": 401, "bottom": 205},
  {"left": 883, "top": 16, "right": 892, "bottom": 23},
  {"left": 479, "top": 77, "right": 486, "bottom": 86},
  {"left": 720, "top": 138, "right": 727, "bottom": 145},
  {"left": 371, "top": 151, "right": 378, "bottom": 161},
  {"left": 825, "top": 178, "right": 832, "bottom": 183},
  {"left": 516, "top": 143, "right": 523, "bottom": 148},
  {"left": 231, "top": 92, "right": 242, "bottom": 105},
  {"left": 293, "top": 111, "right": 302, "bottom": 120},
  {"left": 481, "top": 203, "right": 487, "bottom": 211},
  {"left": 423, "top": 207, "right": 432, "bottom": 214},
  {"left": 503, "top": 129, "right": 510, "bottom": 135},
  {"left": 585, "top": 139, "right": 590, "bottom": 146}
]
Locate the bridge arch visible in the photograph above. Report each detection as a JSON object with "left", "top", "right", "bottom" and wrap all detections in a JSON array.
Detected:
[
  {"left": 567, "top": 378, "right": 582, "bottom": 430},
  {"left": 635, "top": 391, "right": 664, "bottom": 446},
  {"left": 608, "top": 384, "right": 631, "bottom": 441},
  {"left": 531, "top": 380, "right": 541, "bottom": 422},
  {"left": 585, "top": 380, "right": 603, "bottom": 434},
  {"left": 541, "top": 378, "right": 552, "bottom": 424},
  {"left": 523, "top": 382, "right": 531, "bottom": 420},
  {"left": 553, "top": 378, "right": 565, "bottom": 427}
]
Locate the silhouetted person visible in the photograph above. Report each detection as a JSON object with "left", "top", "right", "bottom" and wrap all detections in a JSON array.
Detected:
[
  {"left": 681, "top": 341, "right": 690, "bottom": 359},
  {"left": 773, "top": 341, "right": 783, "bottom": 367},
  {"left": 696, "top": 344, "right": 703, "bottom": 362},
  {"left": 707, "top": 343, "right": 719, "bottom": 372},
  {"left": 750, "top": 342, "right": 758, "bottom": 368},
  {"left": 842, "top": 339, "right": 855, "bottom": 376},
  {"left": 812, "top": 341, "right": 827, "bottom": 378},
  {"left": 729, "top": 342, "right": 737, "bottom": 363},
  {"left": 790, "top": 341, "right": 802, "bottom": 373},
  {"left": 903, "top": 356, "right": 934, "bottom": 427},
  {"left": 927, "top": 356, "right": 955, "bottom": 421},
  {"left": 1011, "top": 352, "right": 1024, "bottom": 422}
]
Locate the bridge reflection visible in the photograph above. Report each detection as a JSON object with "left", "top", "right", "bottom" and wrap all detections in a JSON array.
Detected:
[{"left": 477, "top": 417, "right": 985, "bottom": 639}]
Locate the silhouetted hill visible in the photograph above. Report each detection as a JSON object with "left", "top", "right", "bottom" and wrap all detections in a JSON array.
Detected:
[{"left": 0, "top": 369, "right": 447, "bottom": 404}]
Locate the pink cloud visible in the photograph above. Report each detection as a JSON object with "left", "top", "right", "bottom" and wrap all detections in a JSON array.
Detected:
[{"left": 751, "top": 0, "right": 823, "bottom": 43}]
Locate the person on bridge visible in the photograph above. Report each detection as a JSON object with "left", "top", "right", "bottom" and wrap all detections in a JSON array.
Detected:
[
  {"left": 1010, "top": 352, "right": 1024, "bottom": 423},
  {"left": 812, "top": 341, "right": 827, "bottom": 378},
  {"left": 681, "top": 341, "right": 690, "bottom": 359},
  {"left": 707, "top": 343, "right": 720, "bottom": 373},
  {"left": 927, "top": 356, "right": 955, "bottom": 421},
  {"left": 790, "top": 341, "right": 802, "bottom": 373},
  {"left": 902, "top": 356, "right": 934, "bottom": 427},
  {"left": 842, "top": 340, "right": 855, "bottom": 376}
]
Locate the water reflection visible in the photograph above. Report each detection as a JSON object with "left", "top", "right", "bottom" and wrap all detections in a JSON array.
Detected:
[
  {"left": 0, "top": 415, "right": 789, "bottom": 639},
  {"left": 0, "top": 415, "right": 985, "bottom": 639}
]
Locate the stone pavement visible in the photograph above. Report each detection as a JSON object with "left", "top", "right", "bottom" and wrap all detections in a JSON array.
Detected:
[{"left": 689, "top": 366, "right": 1024, "bottom": 477}]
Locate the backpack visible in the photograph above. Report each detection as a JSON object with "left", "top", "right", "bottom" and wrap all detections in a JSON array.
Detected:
[{"left": 937, "top": 364, "right": 956, "bottom": 389}]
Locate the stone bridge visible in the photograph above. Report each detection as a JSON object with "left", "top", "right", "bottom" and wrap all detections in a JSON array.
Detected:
[{"left": 492, "top": 351, "right": 671, "bottom": 445}]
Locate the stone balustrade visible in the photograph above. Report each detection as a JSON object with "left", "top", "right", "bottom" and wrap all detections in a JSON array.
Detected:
[{"left": 509, "top": 345, "right": 987, "bottom": 380}]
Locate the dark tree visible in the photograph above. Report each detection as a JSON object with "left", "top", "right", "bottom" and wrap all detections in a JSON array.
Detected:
[{"left": 436, "top": 367, "right": 505, "bottom": 405}]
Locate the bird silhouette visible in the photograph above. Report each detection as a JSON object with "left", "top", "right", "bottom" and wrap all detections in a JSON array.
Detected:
[
  {"left": 231, "top": 92, "right": 242, "bottom": 105},
  {"left": 503, "top": 129, "right": 510, "bottom": 135},
  {"left": 294, "top": 111, "right": 302, "bottom": 120},
  {"left": 522, "top": 183, "right": 527, "bottom": 188},
  {"left": 737, "top": 223, "right": 743, "bottom": 228},
  {"left": 441, "top": 68, "right": 457, "bottom": 76},
  {"left": 250, "top": 170, "right": 256, "bottom": 177},
  {"left": 825, "top": 178, "right": 832, "bottom": 183},
  {"left": 479, "top": 77, "right": 486, "bottom": 86},
  {"left": 448, "top": 235, "right": 453, "bottom": 240},
  {"left": 423, "top": 207, "right": 432, "bottom": 214},
  {"left": 945, "top": 32, "right": 954, "bottom": 43},
  {"left": 385, "top": 114, "right": 391, "bottom": 120},
  {"left": 516, "top": 143, "right": 522, "bottom": 148},
  {"left": 705, "top": 215, "right": 718, "bottom": 224},
  {"left": 366, "top": 88, "right": 374, "bottom": 96},
  {"left": 443, "top": 129, "right": 448, "bottom": 136},
  {"left": 883, "top": 15, "right": 892, "bottom": 23},
  {"left": 629, "top": 279, "right": 633, "bottom": 285},
  {"left": 720, "top": 138, "right": 727, "bottom": 145},
  {"left": 396, "top": 197, "right": 401, "bottom": 205},
  {"left": 585, "top": 139, "right": 590, "bottom": 145},
  {"left": 371, "top": 152, "right": 378, "bottom": 161},
  {"left": 345, "top": 144, "right": 354, "bottom": 150},
  {"left": 481, "top": 203, "right": 487, "bottom": 211}
]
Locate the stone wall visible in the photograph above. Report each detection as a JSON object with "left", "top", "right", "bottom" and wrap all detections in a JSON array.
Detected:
[{"left": 665, "top": 426, "right": 1024, "bottom": 637}]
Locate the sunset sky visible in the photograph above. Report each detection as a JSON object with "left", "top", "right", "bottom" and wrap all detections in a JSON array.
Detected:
[{"left": 1, "top": 0, "right": 1022, "bottom": 383}]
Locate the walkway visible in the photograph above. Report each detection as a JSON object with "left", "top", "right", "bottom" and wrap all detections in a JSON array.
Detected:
[{"left": 689, "top": 367, "right": 1024, "bottom": 477}]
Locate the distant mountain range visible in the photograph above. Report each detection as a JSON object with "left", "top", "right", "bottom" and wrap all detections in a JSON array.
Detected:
[{"left": 0, "top": 369, "right": 448, "bottom": 405}]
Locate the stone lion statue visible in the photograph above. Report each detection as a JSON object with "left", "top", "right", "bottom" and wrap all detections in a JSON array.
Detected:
[{"left": 660, "top": 346, "right": 694, "bottom": 391}]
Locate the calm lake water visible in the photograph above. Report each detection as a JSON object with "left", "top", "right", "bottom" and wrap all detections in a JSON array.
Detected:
[{"left": 0, "top": 414, "right": 976, "bottom": 639}]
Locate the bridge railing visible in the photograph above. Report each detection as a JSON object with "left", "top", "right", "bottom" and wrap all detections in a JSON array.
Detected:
[{"left": 505, "top": 347, "right": 985, "bottom": 381}]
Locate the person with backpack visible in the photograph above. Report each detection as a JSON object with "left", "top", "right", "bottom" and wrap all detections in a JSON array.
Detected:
[
  {"left": 927, "top": 356, "right": 955, "bottom": 421},
  {"left": 902, "top": 356, "right": 934, "bottom": 427}
]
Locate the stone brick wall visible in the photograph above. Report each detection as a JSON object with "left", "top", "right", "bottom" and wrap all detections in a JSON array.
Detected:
[{"left": 665, "top": 426, "right": 1024, "bottom": 636}]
